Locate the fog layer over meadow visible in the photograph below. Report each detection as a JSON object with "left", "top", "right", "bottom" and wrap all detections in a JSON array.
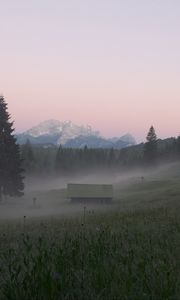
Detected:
[{"left": 0, "top": 162, "right": 178, "bottom": 221}]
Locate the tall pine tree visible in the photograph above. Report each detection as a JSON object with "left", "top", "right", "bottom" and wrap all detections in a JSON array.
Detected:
[
  {"left": 0, "top": 96, "right": 24, "bottom": 200},
  {"left": 144, "top": 125, "right": 158, "bottom": 166}
]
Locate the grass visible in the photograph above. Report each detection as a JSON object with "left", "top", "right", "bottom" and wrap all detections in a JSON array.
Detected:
[{"left": 0, "top": 166, "right": 180, "bottom": 299}]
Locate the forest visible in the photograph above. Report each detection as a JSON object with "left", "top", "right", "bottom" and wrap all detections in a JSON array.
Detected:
[
  {"left": 21, "top": 134, "right": 180, "bottom": 176},
  {"left": 20, "top": 132, "right": 180, "bottom": 176}
]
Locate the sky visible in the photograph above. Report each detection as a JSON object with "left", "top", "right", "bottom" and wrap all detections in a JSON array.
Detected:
[{"left": 0, "top": 0, "right": 180, "bottom": 142}]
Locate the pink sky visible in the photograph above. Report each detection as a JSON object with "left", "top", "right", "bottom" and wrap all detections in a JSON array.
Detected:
[{"left": 0, "top": 0, "right": 180, "bottom": 142}]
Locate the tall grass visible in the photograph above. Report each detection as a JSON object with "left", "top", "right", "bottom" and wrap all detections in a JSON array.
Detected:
[{"left": 0, "top": 203, "right": 179, "bottom": 300}]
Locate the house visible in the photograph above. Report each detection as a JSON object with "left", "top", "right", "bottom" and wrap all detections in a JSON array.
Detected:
[{"left": 67, "top": 183, "right": 113, "bottom": 203}]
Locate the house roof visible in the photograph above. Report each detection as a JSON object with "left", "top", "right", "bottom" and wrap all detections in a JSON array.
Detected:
[{"left": 67, "top": 183, "right": 113, "bottom": 198}]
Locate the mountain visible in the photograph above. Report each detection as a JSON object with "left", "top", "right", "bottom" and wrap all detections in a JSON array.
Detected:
[
  {"left": 16, "top": 119, "right": 136, "bottom": 149},
  {"left": 117, "top": 134, "right": 136, "bottom": 145},
  {"left": 65, "top": 135, "right": 114, "bottom": 148},
  {"left": 17, "top": 120, "right": 100, "bottom": 145},
  {"left": 65, "top": 135, "right": 135, "bottom": 149}
]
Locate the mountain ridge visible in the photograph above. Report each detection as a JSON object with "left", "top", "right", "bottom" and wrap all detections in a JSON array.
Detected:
[{"left": 16, "top": 119, "right": 136, "bottom": 149}]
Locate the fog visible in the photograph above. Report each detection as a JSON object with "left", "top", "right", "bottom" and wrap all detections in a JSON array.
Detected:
[
  {"left": 0, "top": 171, "right": 117, "bottom": 221},
  {"left": 0, "top": 161, "right": 179, "bottom": 221}
]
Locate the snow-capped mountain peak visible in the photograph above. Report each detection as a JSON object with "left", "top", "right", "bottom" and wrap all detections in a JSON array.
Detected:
[
  {"left": 26, "top": 120, "right": 63, "bottom": 137},
  {"left": 116, "top": 133, "right": 136, "bottom": 145},
  {"left": 17, "top": 119, "right": 136, "bottom": 149},
  {"left": 22, "top": 119, "right": 100, "bottom": 144}
]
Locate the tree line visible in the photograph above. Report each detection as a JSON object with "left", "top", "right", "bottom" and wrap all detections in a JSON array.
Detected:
[
  {"left": 21, "top": 127, "right": 180, "bottom": 176},
  {"left": 0, "top": 95, "right": 180, "bottom": 200}
]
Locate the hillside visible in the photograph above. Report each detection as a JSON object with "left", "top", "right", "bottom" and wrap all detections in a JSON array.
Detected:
[{"left": 0, "top": 162, "right": 180, "bottom": 299}]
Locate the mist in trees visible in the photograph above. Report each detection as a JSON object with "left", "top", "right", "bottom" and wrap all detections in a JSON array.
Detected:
[{"left": 20, "top": 133, "right": 180, "bottom": 177}]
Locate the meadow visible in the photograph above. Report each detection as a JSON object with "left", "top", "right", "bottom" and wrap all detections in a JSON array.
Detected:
[{"left": 0, "top": 163, "right": 180, "bottom": 300}]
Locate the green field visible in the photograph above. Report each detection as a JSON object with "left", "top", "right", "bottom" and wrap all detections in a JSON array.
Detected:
[{"left": 0, "top": 163, "right": 180, "bottom": 300}]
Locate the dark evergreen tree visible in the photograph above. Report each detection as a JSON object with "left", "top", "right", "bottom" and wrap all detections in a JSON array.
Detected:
[
  {"left": 0, "top": 96, "right": 24, "bottom": 200},
  {"left": 21, "top": 139, "right": 35, "bottom": 172},
  {"left": 144, "top": 125, "right": 157, "bottom": 165},
  {"left": 177, "top": 136, "right": 180, "bottom": 156},
  {"left": 108, "top": 148, "right": 115, "bottom": 169},
  {"left": 55, "top": 145, "right": 67, "bottom": 174}
]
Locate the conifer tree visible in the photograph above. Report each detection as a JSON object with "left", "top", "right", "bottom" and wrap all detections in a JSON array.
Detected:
[
  {"left": 21, "top": 139, "right": 35, "bottom": 172},
  {"left": 55, "top": 145, "right": 64, "bottom": 174},
  {"left": 144, "top": 125, "right": 157, "bottom": 165},
  {"left": 177, "top": 136, "right": 180, "bottom": 156},
  {"left": 0, "top": 96, "right": 24, "bottom": 200}
]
